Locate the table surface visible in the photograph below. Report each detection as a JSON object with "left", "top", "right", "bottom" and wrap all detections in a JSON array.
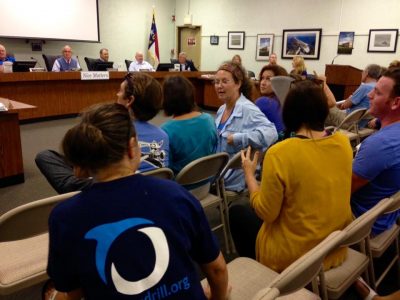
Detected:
[{"left": 0, "top": 97, "right": 36, "bottom": 111}]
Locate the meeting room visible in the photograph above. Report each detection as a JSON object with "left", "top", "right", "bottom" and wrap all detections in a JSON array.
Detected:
[{"left": 1, "top": 0, "right": 400, "bottom": 299}]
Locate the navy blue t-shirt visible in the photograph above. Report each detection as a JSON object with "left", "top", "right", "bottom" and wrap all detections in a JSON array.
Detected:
[{"left": 48, "top": 175, "right": 220, "bottom": 299}]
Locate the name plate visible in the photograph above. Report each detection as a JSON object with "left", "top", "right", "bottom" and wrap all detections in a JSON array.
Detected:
[{"left": 80, "top": 71, "right": 110, "bottom": 80}]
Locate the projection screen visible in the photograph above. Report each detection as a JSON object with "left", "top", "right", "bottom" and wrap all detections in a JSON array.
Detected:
[{"left": 0, "top": 0, "right": 99, "bottom": 42}]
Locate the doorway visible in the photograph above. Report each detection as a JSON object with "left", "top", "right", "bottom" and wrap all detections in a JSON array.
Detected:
[{"left": 177, "top": 26, "right": 201, "bottom": 70}]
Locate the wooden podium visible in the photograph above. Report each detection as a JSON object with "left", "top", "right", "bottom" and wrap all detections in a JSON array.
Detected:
[
  {"left": 0, "top": 98, "right": 36, "bottom": 187},
  {"left": 325, "top": 65, "right": 362, "bottom": 101}
]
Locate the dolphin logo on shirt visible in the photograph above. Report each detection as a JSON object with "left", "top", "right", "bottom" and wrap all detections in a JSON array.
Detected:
[{"left": 85, "top": 218, "right": 170, "bottom": 295}]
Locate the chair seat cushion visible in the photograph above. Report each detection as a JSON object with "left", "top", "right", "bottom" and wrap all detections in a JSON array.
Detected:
[
  {"left": 202, "top": 257, "right": 319, "bottom": 300},
  {"left": 358, "top": 128, "right": 376, "bottom": 138},
  {"left": 199, "top": 193, "right": 221, "bottom": 208},
  {"left": 337, "top": 129, "right": 358, "bottom": 141},
  {"left": 370, "top": 224, "right": 400, "bottom": 257},
  {"left": 0, "top": 233, "right": 48, "bottom": 294},
  {"left": 324, "top": 248, "right": 369, "bottom": 299}
]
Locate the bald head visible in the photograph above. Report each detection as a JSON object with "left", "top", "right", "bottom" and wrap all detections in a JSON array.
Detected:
[
  {"left": 0, "top": 44, "right": 6, "bottom": 61},
  {"left": 135, "top": 52, "right": 144, "bottom": 63}
]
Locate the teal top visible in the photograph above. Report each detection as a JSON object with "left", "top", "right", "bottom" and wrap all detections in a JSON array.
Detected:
[{"left": 161, "top": 113, "right": 217, "bottom": 174}]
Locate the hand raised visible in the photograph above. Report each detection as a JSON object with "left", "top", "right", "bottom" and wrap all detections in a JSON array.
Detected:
[{"left": 241, "top": 147, "right": 259, "bottom": 176}]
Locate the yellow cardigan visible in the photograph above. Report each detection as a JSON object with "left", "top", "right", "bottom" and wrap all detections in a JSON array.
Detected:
[{"left": 251, "top": 133, "right": 353, "bottom": 272}]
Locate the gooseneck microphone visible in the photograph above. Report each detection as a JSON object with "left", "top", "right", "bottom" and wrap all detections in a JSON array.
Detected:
[{"left": 331, "top": 54, "right": 340, "bottom": 65}]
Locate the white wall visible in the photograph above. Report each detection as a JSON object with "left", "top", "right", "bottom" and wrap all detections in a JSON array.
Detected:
[
  {"left": 1, "top": 0, "right": 399, "bottom": 74},
  {"left": 175, "top": 0, "right": 400, "bottom": 75},
  {"left": 0, "top": 0, "right": 176, "bottom": 70}
]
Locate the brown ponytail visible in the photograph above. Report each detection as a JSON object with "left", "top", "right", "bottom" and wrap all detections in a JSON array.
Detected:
[{"left": 62, "top": 103, "right": 136, "bottom": 173}]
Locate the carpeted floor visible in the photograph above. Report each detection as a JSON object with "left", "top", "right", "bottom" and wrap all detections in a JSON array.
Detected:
[{"left": 0, "top": 112, "right": 171, "bottom": 214}]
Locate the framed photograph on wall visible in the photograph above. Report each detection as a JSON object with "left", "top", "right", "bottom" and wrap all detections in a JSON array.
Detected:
[
  {"left": 337, "top": 31, "right": 354, "bottom": 54},
  {"left": 282, "top": 29, "right": 322, "bottom": 59},
  {"left": 210, "top": 35, "right": 219, "bottom": 45},
  {"left": 256, "top": 34, "right": 274, "bottom": 61},
  {"left": 228, "top": 31, "right": 245, "bottom": 50},
  {"left": 368, "top": 29, "right": 398, "bottom": 53}
]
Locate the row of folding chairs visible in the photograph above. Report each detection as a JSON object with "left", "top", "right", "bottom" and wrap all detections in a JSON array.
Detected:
[
  {"left": 1, "top": 158, "right": 397, "bottom": 298},
  {"left": 199, "top": 191, "right": 400, "bottom": 300}
]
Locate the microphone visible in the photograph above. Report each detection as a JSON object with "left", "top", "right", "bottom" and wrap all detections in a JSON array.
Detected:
[{"left": 331, "top": 54, "right": 340, "bottom": 65}]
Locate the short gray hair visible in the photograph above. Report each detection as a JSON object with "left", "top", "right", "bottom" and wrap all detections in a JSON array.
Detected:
[{"left": 365, "top": 64, "right": 382, "bottom": 80}]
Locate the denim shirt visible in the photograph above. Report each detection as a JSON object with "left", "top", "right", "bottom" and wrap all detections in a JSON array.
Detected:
[{"left": 215, "top": 94, "right": 278, "bottom": 192}]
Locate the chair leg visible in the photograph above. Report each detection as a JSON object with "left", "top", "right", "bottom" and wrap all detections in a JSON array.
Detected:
[
  {"left": 371, "top": 235, "right": 399, "bottom": 289},
  {"left": 365, "top": 236, "right": 376, "bottom": 290},
  {"left": 397, "top": 236, "right": 400, "bottom": 284},
  {"left": 218, "top": 201, "right": 231, "bottom": 255},
  {"left": 311, "top": 278, "right": 320, "bottom": 299},
  {"left": 216, "top": 181, "right": 231, "bottom": 255},
  {"left": 317, "top": 268, "right": 328, "bottom": 300},
  {"left": 219, "top": 180, "right": 236, "bottom": 254}
]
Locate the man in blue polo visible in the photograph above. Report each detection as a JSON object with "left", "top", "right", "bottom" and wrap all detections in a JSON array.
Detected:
[
  {"left": 0, "top": 44, "right": 16, "bottom": 71},
  {"left": 52, "top": 45, "right": 81, "bottom": 72},
  {"left": 351, "top": 67, "right": 400, "bottom": 235},
  {"left": 325, "top": 64, "right": 381, "bottom": 127}
]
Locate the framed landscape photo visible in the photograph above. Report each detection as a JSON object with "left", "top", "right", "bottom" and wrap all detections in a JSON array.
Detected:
[
  {"left": 282, "top": 29, "right": 322, "bottom": 59},
  {"left": 337, "top": 31, "right": 354, "bottom": 54},
  {"left": 256, "top": 34, "right": 274, "bottom": 61},
  {"left": 210, "top": 35, "right": 219, "bottom": 45},
  {"left": 228, "top": 31, "right": 245, "bottom": 50},
  {"left": 368, "top": 29, "right": 398, "bottom": 53}
]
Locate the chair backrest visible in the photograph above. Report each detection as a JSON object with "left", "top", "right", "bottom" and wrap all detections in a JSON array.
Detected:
[
  {"left": 341, "top": 197, "right": 392, "bottom": 246},
  {"left": 382, "top": 191, "right": 400, "bottom": 214},
  {"left": 175, "top": 152, "right": 229, "bottom": 186},
  {"left": 219, "top": 151, "right": 242, "bottom": 179},
  {"left": 270, "top": 76, "right": 295, "bottom": 106},
  {"left": 141, "top": 167, "right": 174, "bottom": 180},
  {"left": 335, "top": 108, "right": 367, "bottom": 132},
  {"left": 84, "top": 57, "right": 97, "bottom": 71},
  {"left": 256, "top": 230, "right": 345, "bottom": 298},
  {"left": 254, "top": 287, "right": 280, "bottom": 300},
  {"left": 42, "top": 54, "right": 60, "bottom": 71},
  {"left": 219, "top": 148, "right": 261, "bottom": 181},
  {"left": 0, "top": 191, "right": 79, "bottom": 242},
  {"left": 248, "top": 70, "right": 256, "bottom": 78},
  {"left": 125, "top": 59, "right": 133, "bottom": 71}
]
